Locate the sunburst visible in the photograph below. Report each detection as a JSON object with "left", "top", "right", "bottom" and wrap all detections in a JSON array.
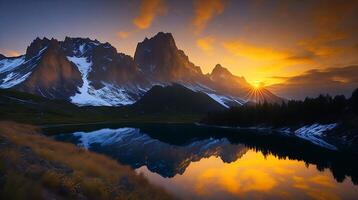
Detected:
[{"left": 244, "top": 85, "right": 265, "bottom": 103}]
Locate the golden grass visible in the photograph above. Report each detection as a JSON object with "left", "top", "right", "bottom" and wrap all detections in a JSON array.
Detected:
[{"left": 0, "top": 121, "right": 173, "bottom": 200}]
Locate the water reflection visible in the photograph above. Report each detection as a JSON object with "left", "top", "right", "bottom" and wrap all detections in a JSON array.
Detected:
[
  {"left": 52, "top": 124, "right": 358, "bottom": 199},
  {"left": 55, "top": 127, "right": 248, "bottom": 177},
  {"left": 138, "top": 151, "right": 357, "bottom": 200}
]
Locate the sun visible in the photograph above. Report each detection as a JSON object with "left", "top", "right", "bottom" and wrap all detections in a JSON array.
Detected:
[
  {"left": 243, "top": 81, "right": 268, "bottom": 102},
  {"left": 253, "top": 84, "right": 260, "bottom": 89},
  {"left": 252, "top": 82, "right": 263, "bottom": 89}
]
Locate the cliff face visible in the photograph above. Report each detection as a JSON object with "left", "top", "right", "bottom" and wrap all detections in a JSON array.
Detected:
[
  {"left": 17, "top": 39, "right": 83, "bottom": 99},
  {"left": 134, "top": 32, "right": 202, "bottom": 82}
]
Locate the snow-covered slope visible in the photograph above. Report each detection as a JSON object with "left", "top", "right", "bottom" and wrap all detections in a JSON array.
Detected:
[
  {"left": 0, "top": 47, "right": 47, "bottom": 89},
  {"left": 0, "top": 56, "right": 25, "bottom": 74}
]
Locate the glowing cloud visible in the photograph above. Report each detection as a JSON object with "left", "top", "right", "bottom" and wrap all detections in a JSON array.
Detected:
[
  {"left": 196, "top": 36, "right": 215, "bottom": 52},
  {"left": 192, "top": 0, "right": 226, "bottom": 33},
  {"left": 222, "top": 41, "right": 289, "bottom": 61},
  {"left": 133, "top": 0, "right": 167, "bottom": 29},
  {"left": 297, "top": 0, "right": 358, "bottom": 59}
]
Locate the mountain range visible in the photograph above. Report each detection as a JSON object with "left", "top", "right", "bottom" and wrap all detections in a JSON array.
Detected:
[{"left": 0, "top": 32, "right": 282, "bottom": 107}]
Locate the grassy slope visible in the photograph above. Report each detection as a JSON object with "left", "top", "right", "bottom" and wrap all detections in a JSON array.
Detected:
[
  {"left": 0, "top": 121, "right": 172, "bottom": 200},
  {"left": 0, "top": 89, "right": 202, "bottom": 125}
]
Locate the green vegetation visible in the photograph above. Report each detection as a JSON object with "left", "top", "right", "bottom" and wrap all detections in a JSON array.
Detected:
[
  {"left": 0, "top": 89, "right": 202, "bottom": 125},
  {"left": 0, "top": 121, "right": 172, "bottom": 200}
]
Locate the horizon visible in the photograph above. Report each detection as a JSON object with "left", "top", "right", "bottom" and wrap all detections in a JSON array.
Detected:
[{"left": 1, "top": 0, "right": 358, "bottom": 99}]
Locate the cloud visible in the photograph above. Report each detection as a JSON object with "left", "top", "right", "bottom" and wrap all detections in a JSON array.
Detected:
[
  {"left": 268, "top": 65, "right": 358, "bottom": 99},
  {"left": 222, "top": 41, "right": 290, "bottom": 61},
  {"left": 133, "top": 0, "right": 167, "bottom": 29},
  {"left": 192, "top": 0, "right": 226, "bottom": 33},
  {"left": 297, "top": 0, "right": 358, "bottom": 59},
  {"left": 196, "top": 36, "right": 215, "bottom": 52},
  {"left": 221, "top": 40, "right": 318, "bottom": 86},
  {"left": 117, "top": 31, "right": 131, "bottom": 39},
  {"left": 222, "top": 40, "right": 314, "bottom": 66}
]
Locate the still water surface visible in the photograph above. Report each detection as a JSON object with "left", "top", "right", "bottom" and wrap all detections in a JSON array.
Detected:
[{"left": 50, "top": 123, "right": 358, "bottom": 200}]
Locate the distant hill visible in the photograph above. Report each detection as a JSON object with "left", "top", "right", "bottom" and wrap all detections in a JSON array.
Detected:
[{"left": 132, "top": 84, "right": 226, "bottom": 113}]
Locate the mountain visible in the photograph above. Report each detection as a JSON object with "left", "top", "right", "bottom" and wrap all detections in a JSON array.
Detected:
[
  {"left": 207, "top": 64, "right": 282, "bottom": 103},
  {"left": 134, "top": 32, "right": 202, "bottom": 82},
  {"left": 0, "top": 32, "right": 282, "bottom": 107},
  {"left": 16, "top": 39, "right": 83, "bottom": 99},
  {"left": 132, "top": 84, "right": 226, "bottom": 113}
]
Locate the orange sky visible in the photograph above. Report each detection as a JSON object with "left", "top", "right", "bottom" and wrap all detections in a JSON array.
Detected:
[
  {"left": 112, "top": 0, "right": 358, "bottom": 87},
  {"left": 1, "top": 0, "right": 358, "bottom": 91}
]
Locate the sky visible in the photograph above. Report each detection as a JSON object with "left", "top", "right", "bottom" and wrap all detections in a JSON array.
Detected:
[{"left": 1, "top": 0, "right": 358, "bottom": 98}]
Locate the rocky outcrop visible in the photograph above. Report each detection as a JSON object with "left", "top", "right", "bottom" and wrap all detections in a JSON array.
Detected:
[
  {"left": 17, "top": 39, "right": 83, "bottom": 99},
  {"left": 134, "top": 32, "right": 202, "bottom": 82}
]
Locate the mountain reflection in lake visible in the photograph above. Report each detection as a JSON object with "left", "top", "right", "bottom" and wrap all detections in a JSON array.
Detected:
[{"left": 52, "top": 123, "right": 358, "bottom": 200}]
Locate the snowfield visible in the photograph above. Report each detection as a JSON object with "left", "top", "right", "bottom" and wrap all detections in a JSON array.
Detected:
[
  {"left": 0, "top": 47, "right": 47, "bottom": 89},
  {"left": 67, "top": 56, "right": 136, "bottom": 106},
  {"left": 183, "top": 83, "right": 245, "bottom": 108},
  {"left": 293, "top": 123, "right": 337, "bottom": 150},
  {"left": 0, "top": 56, "right": 25, "bottom": 74}
]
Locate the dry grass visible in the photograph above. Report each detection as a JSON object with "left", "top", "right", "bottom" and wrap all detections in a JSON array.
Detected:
[{"left": 0, "top": 121, "right": 173, "bottom": 200}]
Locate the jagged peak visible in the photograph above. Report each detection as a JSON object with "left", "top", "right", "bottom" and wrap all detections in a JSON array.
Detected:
[
  {"left": 211, "top": 64, "right": 232, "bottom": 76},
  {"left": 25, "top": 37, "right": 52, "bottom": 60},
  {"left": 64, "top": 36, "right": 100, "bottom": 45},
  {"left": 137, "top": 32, "right": 176, "bottom": 49}
]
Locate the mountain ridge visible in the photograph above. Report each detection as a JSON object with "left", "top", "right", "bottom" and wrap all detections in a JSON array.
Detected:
[{"left": 0, "top": 32, "right": 283, "bottom": 107}]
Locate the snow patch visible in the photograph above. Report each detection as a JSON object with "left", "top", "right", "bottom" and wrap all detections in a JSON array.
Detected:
[
  {"left": 0, "top": 47, "right": 48, "bottom": 88},
  {"left": 67, "top": 56, "right": 110, "bottom": 106},
  {"left": 294, "top": 123, "right": 337, "bottom": 150},
  {"left": 78, "top": 44, "right": 86, "bottom": 55},
  {"left": 0, "top": 56, "right": 25, "bottom": 73},
  {"left": 0, "top": 72, "right": 31, "bottom": 88},
  {"left": 183, "top": 83, "right": 244, "bottom": 108},
  {"left": 206, "top": 93, "right": 231, "bottom": 108},
  {"left": 68, "top": 56, "right": 136, "bottom": 106},
  {"left": 92, "top": 82, "right": 136, "bottom": 105},
  {"left": 73, "top": 128, "right": 138, "bottom": 149}
]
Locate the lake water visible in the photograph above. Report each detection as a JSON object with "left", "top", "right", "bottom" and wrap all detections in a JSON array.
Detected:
[{"left": 50, "top": 123, "right": 358, "bottom": 200}]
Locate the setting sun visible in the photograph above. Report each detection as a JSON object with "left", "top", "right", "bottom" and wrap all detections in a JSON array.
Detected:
[{"left": 252, "top": 81, "right": 265, "bottom": 89}]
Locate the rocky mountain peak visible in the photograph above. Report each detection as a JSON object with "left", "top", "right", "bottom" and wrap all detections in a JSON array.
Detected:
[
  {"left": 211, "top": 64, "right": 232, "bottom": 77},
  {"left": 134, "top": 32, "right": 202, "bottom": 81},
  {"left": 16, "top": 38, "right": 83, "bottom": 100},
  {"left": 0, "top": 54, "right": 6, "bottom": 59},
  {"left": 25, "top": 37, "right": 51, "bottom": 60},
  {"left": 61, "top": 37, "right": 102, "bottom": 57}
]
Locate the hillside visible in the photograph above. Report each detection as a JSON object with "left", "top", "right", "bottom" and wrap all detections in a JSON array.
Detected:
[
  {"left": 0, "top": 88, "right": 205, "bottom": 125},
  {"left": 0, "top": 121, "right": 172, "bottom": 200},
  {"left": 132, "top": 84, "right": 226, "bottom": 113}
]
